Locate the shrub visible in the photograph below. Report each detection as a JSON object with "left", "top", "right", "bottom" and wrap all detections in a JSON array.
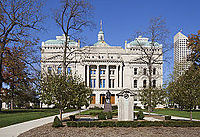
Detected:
[
  {"left": 69, "top": 115, "right": 76, "bottom": 121},
  {"left": 66, "top": 121, "right": 200, "bottom": 128},
  {"left": 106, "top": 112, "right": 113, "bottom": 119},
  {"left": 52, "top": 116, "right": 63, "bottom": 128},
  {"left": 137, "top": 111, "right": 144, "bottom": 120},
  {"left": 165, "top": 115, "right": 171, "bottom": 120},
  {"left": 90, "top": 121, "right": 102, "bottom": 127},
  {"left": 77, "top": 121, "right": 90, "bottom": 127},
  {"left": 134, "top": 106, "right": 142, "bottom": 109},
  {"left": 101, "top": 121, "right": 116, "bottom": 127},
  {"left": 66, "top": 121, "right": 77, "bottom": 127},
  {"left": 98, "top": 112, "right": 106, "bottom": 120},
  {"left": 112, "top": 106, "right": 118, "bottom": 110}
]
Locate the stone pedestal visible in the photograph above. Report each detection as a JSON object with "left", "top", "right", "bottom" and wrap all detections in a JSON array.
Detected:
[
  {"left": 117, "top": 89, "right": 135, "bottom": 121},
  {"left": 104, "top": 102, "right": 112, "bottom": 112},
  {"left": 104, "top": 90, "right": 112, "bottom": 112}
]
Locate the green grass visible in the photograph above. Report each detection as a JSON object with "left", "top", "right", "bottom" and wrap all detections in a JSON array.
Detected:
[
  {"left": 151, "top": 109, "right": 200, "bottom": 120},
  {"left": 79, "top": 109, "right": 103, "bottom": 115},
  {"left": 0, "top": 108, "right": 75, "bottom": 128}
]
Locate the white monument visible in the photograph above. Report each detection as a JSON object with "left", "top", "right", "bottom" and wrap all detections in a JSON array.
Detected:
[{"left": 117, "top": 89, "right": 135, "bottom": 121}]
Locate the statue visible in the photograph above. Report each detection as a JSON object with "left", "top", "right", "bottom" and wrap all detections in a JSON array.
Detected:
[{"left": 104, "top": 90, "right": 112, "bottom": 112}]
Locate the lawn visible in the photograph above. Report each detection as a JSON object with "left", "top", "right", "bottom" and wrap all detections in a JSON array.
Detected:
[
  {"left": 79, "top": 109, "right": 103, "bottom": 115},
  {"left": 151, "top": 109, "right": 200, "bottom": 120},
  {"left": 0, "top": 108, "right": 75, "bottom": 128}
]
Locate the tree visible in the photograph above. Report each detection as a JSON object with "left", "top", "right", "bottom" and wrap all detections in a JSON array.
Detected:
[
  {"left": 3, "top": 46, "right": 36, "bottom": 109},
  {"left": 188, "top": 30, "right": 200, "bottom": 66},
  {"left": 40, "top": 73, "right": 92, "bottom": 121},
  {"left": 54, "top": 0, "right": 94, "bottom": 75},
  {"left": 167, "top": 65, "right": 200, "bottom": 120},
  {"left": 0, "top": 0, "right": 44, "bottom": 111},
  {"left": 70, "top": 76, "right": 92, "bottom": 116},
  {"left": 131, "top": 17, "right": 170, "bottom": 112},
  {"left": 139, "top": 87, "right": 166, "bottom": 110}
]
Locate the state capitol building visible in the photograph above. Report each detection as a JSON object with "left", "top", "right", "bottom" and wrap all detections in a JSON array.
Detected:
[{"left": 41, "top": 23, "right": 163, "bottom": 108}]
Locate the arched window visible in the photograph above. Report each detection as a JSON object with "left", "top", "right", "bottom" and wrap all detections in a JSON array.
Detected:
[
  {"left": 153, "top": 68, "right": 156, "bottom": 75},
  {"left": 134, "top": 80, "right": 137, "bottom": 88},
  {"left": 143, "top": 80, "right": 147, "bottom": 88},
  {"left": 143, "top": 68, "right": 147, "bottom": 75},
  {"left": 153, "top": 80, "right": 156, "bottom": 88}
]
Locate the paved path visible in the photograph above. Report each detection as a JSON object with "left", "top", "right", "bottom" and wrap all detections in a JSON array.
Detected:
[
  {"left": 0, "top": 109, "right": 87, "bottom": 137},
  {"left": 144, "top": 111, "right": 200, "bottom": 121}
]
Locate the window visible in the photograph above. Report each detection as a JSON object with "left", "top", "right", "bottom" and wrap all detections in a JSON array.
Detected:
[
  {"left": 67, "top": 67, "right": 71, "bottom": 74},
  {"left": 109, "top": 70, "right": 115, "bottom": 75},
  {"left": 48, "top": 67, "right": 52, "bottom": 73},
  {"left": 143, "top": 80, "right": 147, "bottom": 88},
  {"left": 100, "top": 70, "right": 105, "bottom": 75},
  {"left": 90, "top": 79, "right": 96, "bottom": 88},
  {"left": 153, "top": 68, "right": 156, "bottom": 75},
  {"left": 153, "top": 80, "right": 156, "bottom": 88},
  {"left": 143, "top": 68, "right": 147, "bottom": 75},
  {"left": 134, "top": 68, "right": 138, "bottom": 75},
  {"left": 90, "top": 70, "right": 96, "bottom": 75},
  {"left": 111, "top": 94, "right": 115, "bottom": 104},
  {"left": 134, "top": 80, "right": 137, "bottom": 88},
  {"left": 90, "top": 94, "right": 96, "bottom": 104},
  {"left": 57, "top": 67, "right": 61, "bottom": 74},
  {"left": 100, "top": 79, "right": 105, "bottom": 88},
  {"left": 100, "top": 94, "right": 105, "bottom": 104}
]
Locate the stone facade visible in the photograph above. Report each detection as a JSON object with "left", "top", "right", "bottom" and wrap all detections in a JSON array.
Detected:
[{"left": 41, "top": 24, "right": 163, "bottom": 108}]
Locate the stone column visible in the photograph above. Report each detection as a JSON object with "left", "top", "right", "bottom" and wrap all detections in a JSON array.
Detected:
[
  {"left": 121, "top": 65, "right": 123, "bottom": 88},
  {"left": 115, "top": 65, "right": 119, "bottom": 89},
  {"left": 119, "top": 65, "right": 122, "bottom": 88},
  {"left": 106, "top": 65, "right": 109, "bottom": 89},
  {"left": 83, "top": 65, "right": 86, "bottom": 85},
  {"left": 96, "top": 65, "right": 99, "bottom": 88},
  {"left": 87, "top": 65, "right": 90, "bottom": 87}
]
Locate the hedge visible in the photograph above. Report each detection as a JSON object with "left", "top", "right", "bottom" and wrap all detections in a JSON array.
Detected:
[{"left": 66, "top": 121, "right": 200, "bottom": 128}]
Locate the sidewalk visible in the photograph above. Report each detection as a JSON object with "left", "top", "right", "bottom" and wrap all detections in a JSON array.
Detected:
[
  {"left": 144, "top": 111, "right": 200, "bottom": 121},
  {"left": 0, "top": 109, "right": 86, "bottom": 137}
]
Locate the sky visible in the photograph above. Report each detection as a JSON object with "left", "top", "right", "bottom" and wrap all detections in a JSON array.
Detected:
[{"left": 39, "top": 0, "right": 200, "bottom": 83}]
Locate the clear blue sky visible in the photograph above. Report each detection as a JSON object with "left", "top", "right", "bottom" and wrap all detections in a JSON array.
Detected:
[{"left": 39, "top": 0, "right": 200, "bottom": 82}]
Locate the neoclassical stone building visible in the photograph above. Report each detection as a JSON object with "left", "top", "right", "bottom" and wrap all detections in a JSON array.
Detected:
[{"left": 41, "top": 24, "right": 163, "bottom": 108}]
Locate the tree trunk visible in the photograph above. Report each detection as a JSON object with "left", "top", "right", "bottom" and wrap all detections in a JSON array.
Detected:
[
  {"left": 63, "top": 32, "right": 69, "bottom": 76},
  {"left": 0, "top": 48, "right": 3, "bottom": 112},
  {"left": 11, "top": 98, "right": 14, "bottom": 110},
  {"left": 59, "top": 109, "right": 63, "bottom": 121},
  {"left": 148, "top": 63, "right": 152, "bottom": 112},
  {"left": 190, "top": 110, "right": 193, "bottom": 121}
]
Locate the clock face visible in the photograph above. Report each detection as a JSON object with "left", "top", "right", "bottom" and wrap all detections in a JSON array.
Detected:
[{"left": 124, "top": 93, "right": 129, "bottom": 99}]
